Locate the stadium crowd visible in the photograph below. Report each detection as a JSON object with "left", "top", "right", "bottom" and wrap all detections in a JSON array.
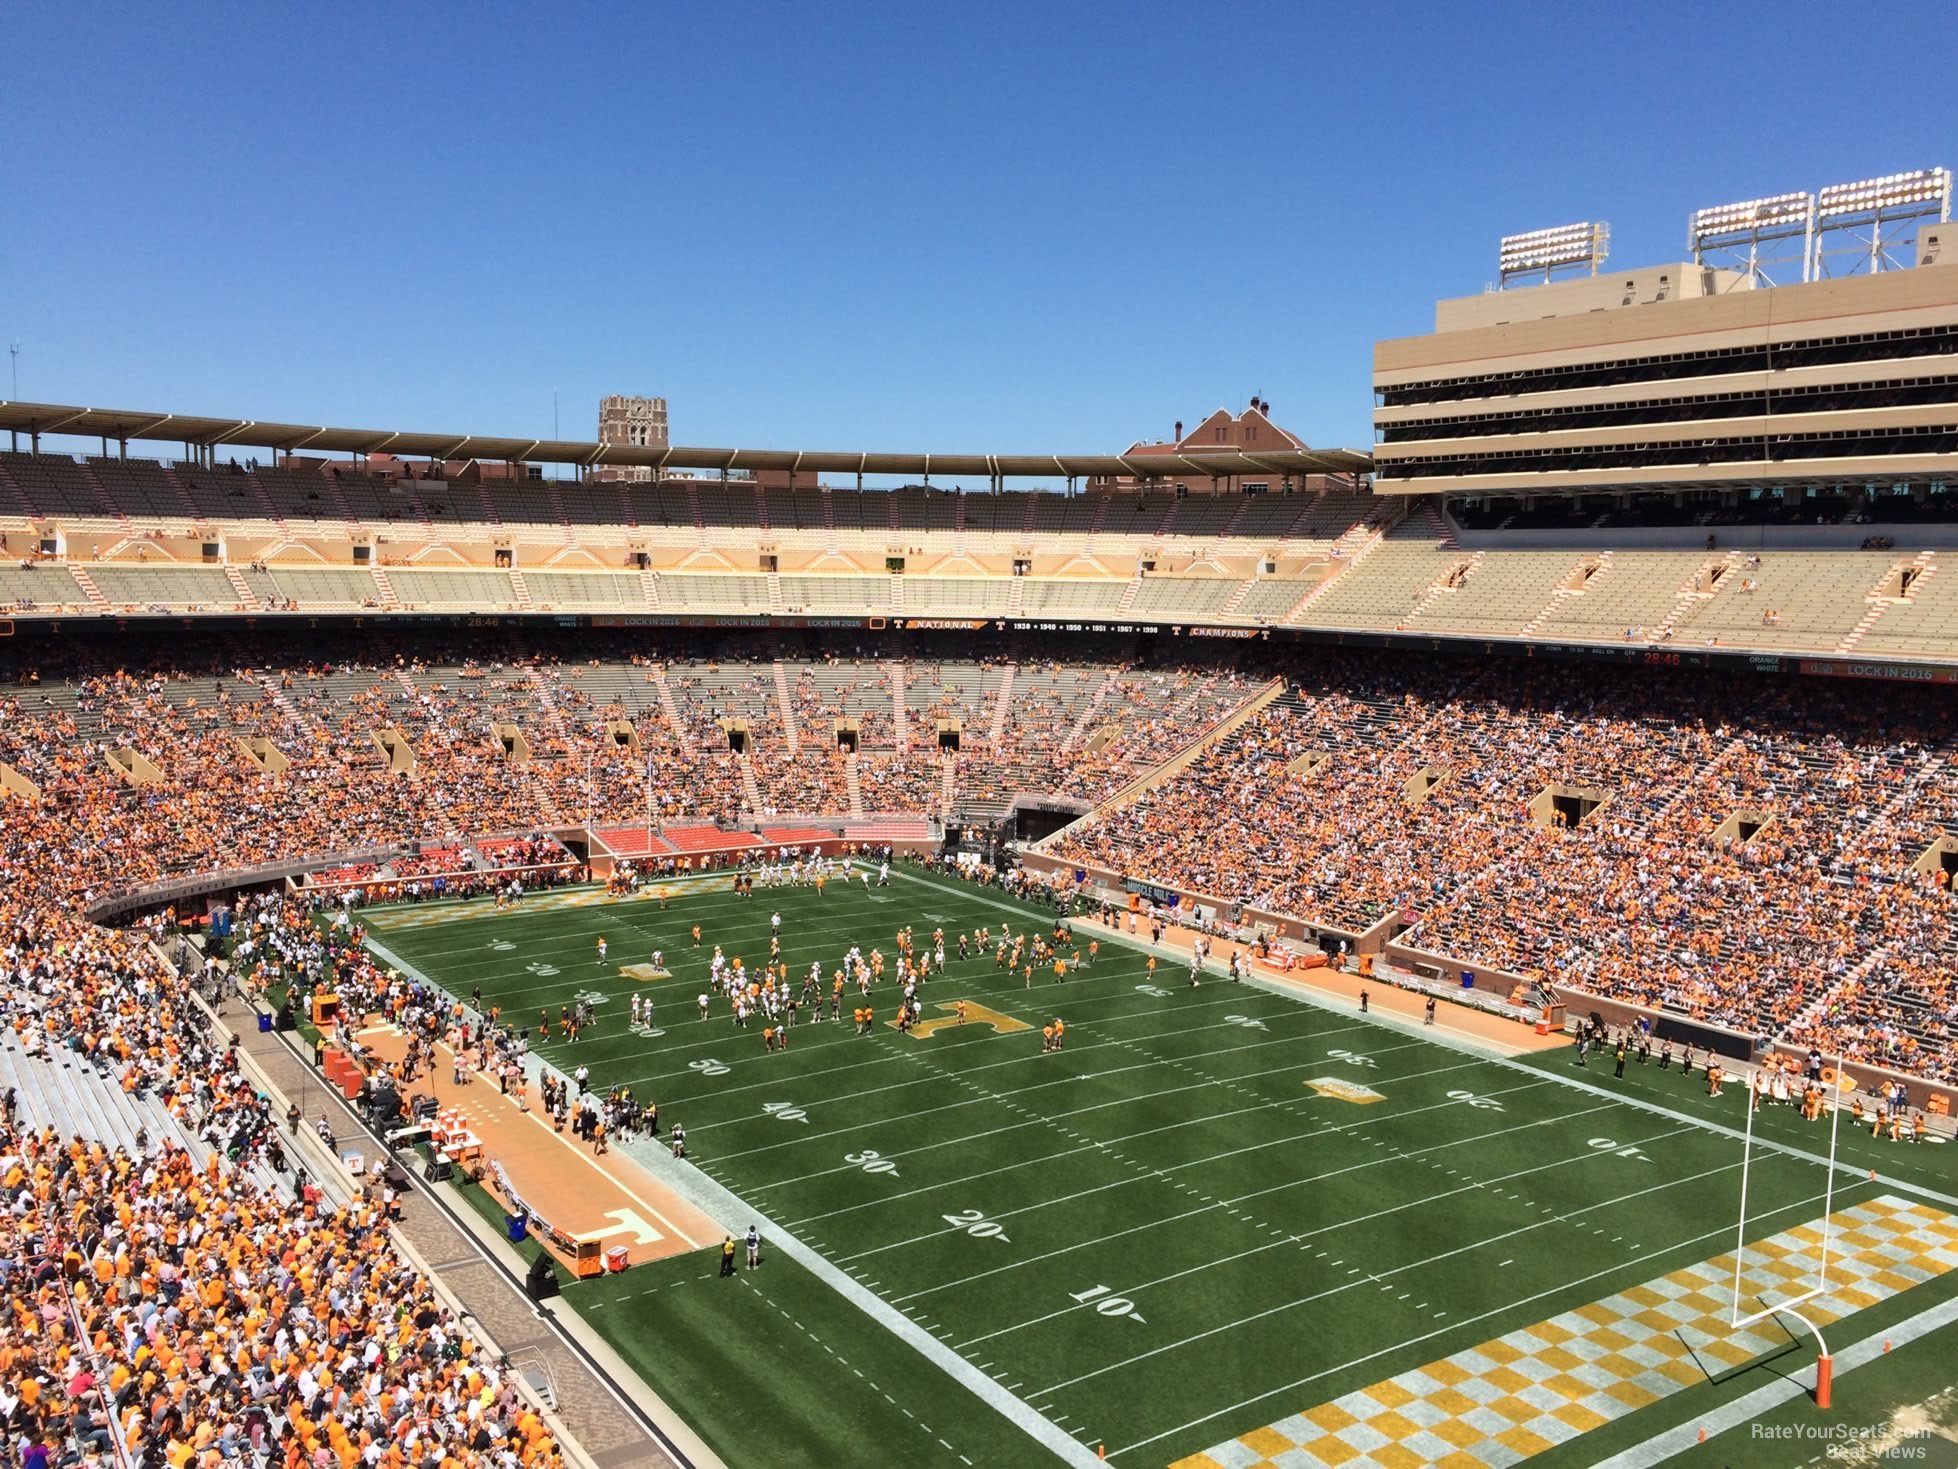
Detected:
[
  {"left": 0, "top": 620, "right": 1952, "bottom": 1465},
  {"left": 0, "top": 1115, "right": 561, "bottom": 1469},
  {"left": 1049, "top": 659, "right": 1957, "bottom": 1085},
  {"left": 0, "top": 819, "right": 566, "bottom": 1468},
  {"left": 0, "top": 628, "right": 1953, "bottom": 1090}
]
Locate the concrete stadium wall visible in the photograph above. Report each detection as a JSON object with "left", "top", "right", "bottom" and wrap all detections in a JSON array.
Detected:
[{"left": 1452, "top": 523, "right": 1958, "bottom": 552}]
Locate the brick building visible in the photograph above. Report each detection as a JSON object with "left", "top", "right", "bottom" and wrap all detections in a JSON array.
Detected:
[
  {"left": 592, "top": 395, "right": 669, "bottom": 483},
  {"left": 1091, "top": 399, "right": 1343, "bottom": 495}
]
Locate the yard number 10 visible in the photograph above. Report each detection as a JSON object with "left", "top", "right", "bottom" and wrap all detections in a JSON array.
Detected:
[{"left": 1070, "top": 1284, "right": 1146, "bottom": 1324}]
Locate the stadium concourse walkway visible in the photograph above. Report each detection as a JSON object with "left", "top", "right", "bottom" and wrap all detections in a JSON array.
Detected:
[
  {"left": 1123, "top": 916, "right": 1569, "bottom": 1058},
  {"left": 224, "top": 995, "right": 719, "bottom": 1469}
]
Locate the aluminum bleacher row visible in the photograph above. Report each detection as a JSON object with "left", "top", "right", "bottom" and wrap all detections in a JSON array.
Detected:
[
  {"left": 1, "top": 450, "right": 1955, "bottom": 658},
  {"left": 0, "top": 1032, "right": 212, "bottom": 1167},
  {"left": 0, "top": 451, "right": 1373, "bottom": 540}
]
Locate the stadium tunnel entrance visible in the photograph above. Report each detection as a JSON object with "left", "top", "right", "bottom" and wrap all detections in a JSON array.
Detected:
[
  {"left": 1010, "top": 796, "right": 1091, "bottom": 844},
  {"left": 1918, "top": 834, "right": 1958, "bottom": 884}
]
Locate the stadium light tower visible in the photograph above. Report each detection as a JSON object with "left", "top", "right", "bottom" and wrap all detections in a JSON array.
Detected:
[
  {"left": 1689, "top": 191, "right": 1814, "bottom": 287},
  {"left": 1811, "top": 168, "right": 1951, "bottom": 278},
  {"left": 1497, "top": 221, "right": 1610, "bottom": 288}
]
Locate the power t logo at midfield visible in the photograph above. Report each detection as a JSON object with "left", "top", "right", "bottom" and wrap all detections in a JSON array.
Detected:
[
  {"left": 892, "top": 1000, "right": 1033, "bottom": 1039},
  {"left": 1303, "top": 1077, "right": 1386, "bottom": 1104}
]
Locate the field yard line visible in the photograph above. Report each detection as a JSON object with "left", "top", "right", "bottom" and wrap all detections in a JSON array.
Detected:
[
  {"left": 1213, "top": 944, "right": 1958, "bottom": 1214},
  {"left": 885, "top": 1094, "right": 1617, "bottom": 1288},
  {"left": 605, "top": 987, "right": 1347, "bottom": 1100},
  {"left": 963, "top": 1117, "right": 1691, "bottom": 1357},
  {"left": 884, "top": 865, "right": 1288, "bottom": 986},
  {"left": 751, "top": 1058, "right": 1302, "bottom": 1193},
  {"left": 701, "top": 1020, "right": 1403, "bottom": 1154},
  {"left": 749, "top": 1040, "right": 1457, "bottom": 1196},
  {"left": 673, "top": 994, "right": 1357, "bottom": 1128},
  {"left": 379, "top": 881, "right": 1086, "bottom": 977},
  {"left": 628, "top": 980, "right": 1341, "bottom": 1080},
  {"left": 886, "top": 865, "right": 1094, "bottom": 926},
  {"left": 371, "top": 893, "right": 935, "bottom": 965},
  {"left": 783, "top": 1093, "right": 1304, "bottom": 1230},
  {"left": 376, "top": 880, "right": 1357, "bottom": 1092},
  {"left": 609, "top": 1134, "right": 1105, "bottom": 1465},
  {"left": 399, "top": 947, "right": 1229, "bottom": 1112},
  {"left": 1040, "top": 1147, "right": 1741, "bottom": 1396},
  {"left": 1209, "top": 933, "right": 1958, "bottom": 1214},
  {"left": 1106, "top": 1179, "right": 1844, "bottom": 1461},
  {"left": 645, "top": 1010, "right": 1322, "bottom": 1131},
  {"left": 381, "top": 897, "right": 772, "bottom": 950},
  {"left": 862, "top": 1066, "right": 1564, "bottom": 1268},
  {"left": 1479, "top": 1054, "right": 1958, "bottom": 1211},
  {"left": 1049, "top": 1151, "right": 1770, "bottom": 1402},
  {"left": 785, "top": 1057, "right": 1517, "bottom": 1230},
  {"left": 1215, "top": 1101, "right": 1637, "bottom": 1214},
  {"left": 1057, "top": 1143, "right": 1730, "bottom": 1394},
  {"left": 369, "top": 962, "right": 1344, "bottom": 1147},
  {"left": 393, "top": 902, "right": 948, "bottom": 974}
]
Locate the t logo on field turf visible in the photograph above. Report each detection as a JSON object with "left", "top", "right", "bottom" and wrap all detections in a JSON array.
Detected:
[
  {"left": 577, "top": 1209, "right": 665, "bottom": 1246},
  {"left": 1305, "top": 1077, "right": 1385, "bottom": 1104},
  {"left": 892, "top": 1001, "right": 1032, "bottom": 1039}
]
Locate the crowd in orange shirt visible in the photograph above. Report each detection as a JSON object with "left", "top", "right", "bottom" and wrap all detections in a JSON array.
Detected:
[
  {"left": 1, "top": 633, "right": 1951, "bottom": 1080},
  {"left": 0, "top": 1126, "right": 563, "bottom": 1468},
  {"left": 1054, "top": 663, "right": 1958, "bottom": 1085}
]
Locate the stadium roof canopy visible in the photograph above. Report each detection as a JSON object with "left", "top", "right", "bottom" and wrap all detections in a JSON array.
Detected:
[{"left": 0, "top": 399, "right": 1372, "bottom": 483}]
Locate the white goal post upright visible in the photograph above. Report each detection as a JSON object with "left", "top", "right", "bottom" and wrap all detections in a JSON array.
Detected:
[{"left": 1728, "top": 1052, "right": 1847, "bottom": 1407}]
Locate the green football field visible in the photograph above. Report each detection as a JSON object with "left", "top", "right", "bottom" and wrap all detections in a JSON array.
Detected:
[{"left": 355, "top": 865, "right": 1958, "bottom": 1469}]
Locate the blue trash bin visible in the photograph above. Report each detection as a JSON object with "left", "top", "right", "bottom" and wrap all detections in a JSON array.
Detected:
[
  {"left": 257, "top": 1013, "right": 273, "bottom": 1034},
  {"left": 507, "top": 1214, "right": 528, "bottom": 1243}
]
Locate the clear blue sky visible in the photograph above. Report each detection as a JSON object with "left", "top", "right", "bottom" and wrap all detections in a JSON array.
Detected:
[{"left": 4, "top": 1, "right": 1951, "bottom": 461}]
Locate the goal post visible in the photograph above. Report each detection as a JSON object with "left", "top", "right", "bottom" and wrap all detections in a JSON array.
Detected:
[{"left": 1727, "top": 1052, "right": 1847, "bottom": 1405}]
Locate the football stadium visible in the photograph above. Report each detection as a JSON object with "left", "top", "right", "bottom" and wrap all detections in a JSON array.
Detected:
[{"left": 6, "top": 11, "right": 1958, "bottom": 1469}]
